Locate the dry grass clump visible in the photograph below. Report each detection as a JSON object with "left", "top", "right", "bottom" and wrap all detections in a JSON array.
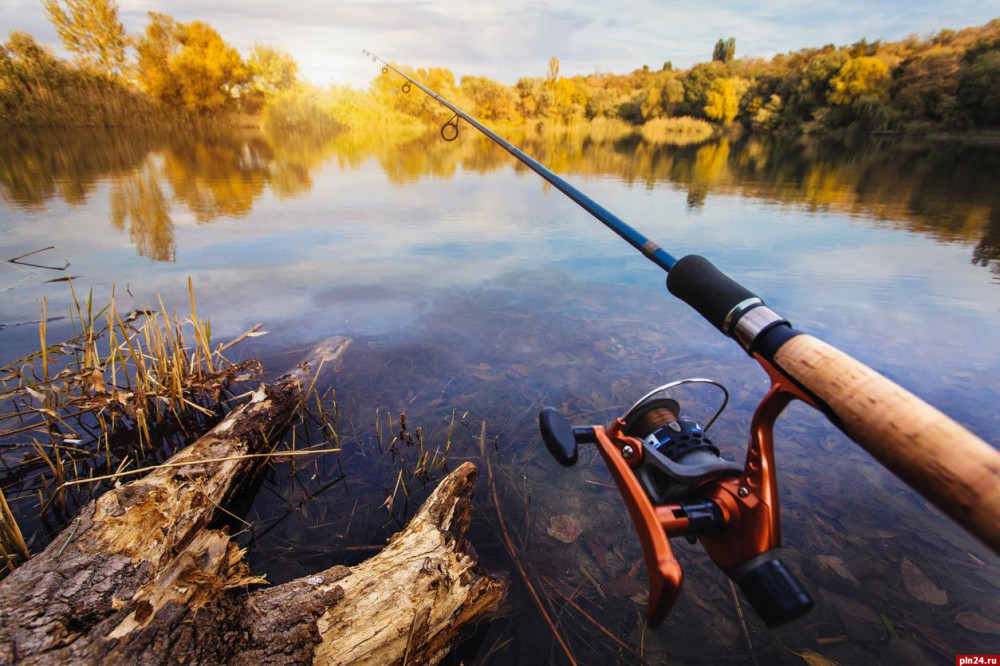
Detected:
[
  {"left": 0, "top": 278, "right": 265, "bottom": 576},
  {"left": 639, "top": 116, "right": 716, "bottom": 145}
]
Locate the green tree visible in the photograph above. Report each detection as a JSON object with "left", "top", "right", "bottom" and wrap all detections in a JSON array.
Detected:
[
  {"left": 679, "top": 61, "right": 725, "bottom": 117},
  {"left": 713, "top": 37, "right": 736, "bottom": 64},
  {"left": 42, "top": 0, "right": 127, "bottom": 76},
  {"left": 797, "top": 51, "right": 849, "bottom": 107},
  {"left": 828, "top": 56, "right": 890, "bottom": 106},
  {"left": 957, "top": 50, "right": 1000, "bottom": 126},
  {"left": 661, "top": 77, "right": 685, "bottom": 115}
]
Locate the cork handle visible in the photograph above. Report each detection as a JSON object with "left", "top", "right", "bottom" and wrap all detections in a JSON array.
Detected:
[{"left": 774, "top": 334, "right": 1000, "bottom": 555}]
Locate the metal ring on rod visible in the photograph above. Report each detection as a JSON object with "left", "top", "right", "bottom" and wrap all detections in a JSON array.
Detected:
[
  {"left": 440, "top": 115, "right": 459, "bottom": 141},
  {"left": 402, "top": 82, "right": 411, "bottom": 93}
]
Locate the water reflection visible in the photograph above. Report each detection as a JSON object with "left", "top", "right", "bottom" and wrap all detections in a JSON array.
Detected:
[
  {"left": 0, "top": 128, "right": 338, "bottom": 263},
  {"left": 2, "top": 128, "right": 998, "bottom": 275},
  {"left": 2, "top": 125, "right": 998, "bottom": 663}
]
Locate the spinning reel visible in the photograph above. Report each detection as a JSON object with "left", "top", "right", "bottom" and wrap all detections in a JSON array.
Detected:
[{"left": 539, "top": 378, "right": 814, "bottom": 627}]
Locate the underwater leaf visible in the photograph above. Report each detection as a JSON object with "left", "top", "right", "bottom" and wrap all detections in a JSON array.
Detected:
[
  {"left": 471, "top": 363, "right": 499, "bottom": 381},
  {"left": 900, "top": 558, "right": 948, "bottom": 606},
  {"left": 955, "top": 611, "right": 1000, "bottom": 634},
  {"left": 547, "top": 514, "right": 582, "bottom": 543},
  {"left": 824, "top": 591, "right": 885, "bottom": 642},
  {"left": 794, "top": 650, "right": 840, "bottom": 666},
  {"left": 604, "top": 572, "right": 643, "bottom": 598},
  {"left": 817, "top": 555, "right": 858, "bottom": 583},
  {"left": 882, "top": 637, "right": 938, "bottom": 666}
]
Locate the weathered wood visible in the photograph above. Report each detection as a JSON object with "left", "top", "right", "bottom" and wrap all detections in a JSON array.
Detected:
[{"left": 0, "top": 337, "right": 505, "bottom": 664}]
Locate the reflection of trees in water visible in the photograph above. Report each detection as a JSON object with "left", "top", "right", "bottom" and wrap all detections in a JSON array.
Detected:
[
  {"left": 1, "top": 127, "right": 999, "bottom": 273},
  {"left": 972, "top": 212, "right": 1000, "bottom": 278},
  {"left": 0, "top": 127, "right": 333, "bottom": 261},
  {"left": 161, "top": 136, "right": 268, "bottom": 222},
  {"left": 110, "top": 158, "right": 174, "bottom": 262},
  {"left": 0, "top": 129, "right": 161, "bottom": 208}
]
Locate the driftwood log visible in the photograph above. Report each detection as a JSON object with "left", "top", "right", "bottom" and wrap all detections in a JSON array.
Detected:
[{"left": 0, "top": 337, "right": 506, "bottom": 664}]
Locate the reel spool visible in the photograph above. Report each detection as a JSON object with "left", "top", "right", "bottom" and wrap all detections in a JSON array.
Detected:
[{"left": 620, "top": 380, "right": 742, "bottom": 504}]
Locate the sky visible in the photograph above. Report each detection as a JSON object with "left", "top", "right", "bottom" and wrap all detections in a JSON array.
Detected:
[{"left": 3, "top": 0, "right": 1000, "bottom": 88}]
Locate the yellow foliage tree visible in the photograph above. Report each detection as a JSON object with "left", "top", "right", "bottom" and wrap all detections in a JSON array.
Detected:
[
  {"left": 171, "top": 22, "right": 248, "bottom": 112},
  {"left": 135, "top": 13, "right": 182, "bottom": 106},
  {"left": 135, "top": 13, "right": 248, "bottom": 114},
  {"left": 42, "top": 0, "right": 127, "bottom": 76},
  {"left": 372, "top": 65, "right": 456, "bottom": 122},
  {"left": 827, "top": 56, "right": 890, "bottom": 106},
  {"left": 704, "top": 78, "right": 740, "bottom": 125},
  {"left": 460, "top": 76, "right": 520, "bottom": 121},
  {"left": 248, "top": 44, "right": 298, "bottom": 95}
]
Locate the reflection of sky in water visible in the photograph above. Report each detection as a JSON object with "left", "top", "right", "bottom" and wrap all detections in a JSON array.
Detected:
[
  {"left": 2, "top": 129, "right": 999, "bottom": 661},
  {"left": 1, "top": 135, "right": 998, "bottom": 440}
]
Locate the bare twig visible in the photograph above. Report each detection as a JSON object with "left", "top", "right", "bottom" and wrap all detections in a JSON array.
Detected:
[{"left": 483, "top": 422, "right": 577, "bottom": 665}]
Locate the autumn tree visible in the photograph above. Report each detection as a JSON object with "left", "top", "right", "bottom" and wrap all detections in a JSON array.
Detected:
[
  {"left": 827, "top": 56, "right": 890, "bottom": 106},
  {"left": 704, "top": 77, "right": 742, "bottom": 125},
  {"left": 42, "top": 0, "right": 127, "bottom": 76},
  {"left": 460, "top": 76, "right": 519, "bottom": 121},
  {"left": 248, "top": 44, "right": 298, "bottom": 95},
  {"left": 793, "top": 51, "right": 849, "bottom": 112},
  {"left": 679, "top": 61, "right": 725, "bottom": 117},
  {"left": 135, "top": 13, "right": 248, "bottom": 113},
  {"left": 135, "top": 13, "right": 181, "bottom": 107},
  {"left": 372, "top": 65, "right": 456, "bottom": 122},
  {"left": 515, "top": 77, "right": 552, "bottom": 118},
  {"left": 893, "top": 48, "right": 961, "bottom": 121},
  {"left": 552, "top": 76, "right": 588, "bottom": 121},
  {"left": 661, "top": 77, "right": 685, "bottom": 115}
]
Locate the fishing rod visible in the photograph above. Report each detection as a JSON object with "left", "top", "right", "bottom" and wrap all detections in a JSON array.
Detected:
[
  {"left": 364, "top": 51, "right": 1000, "bottom": 627},
  {"left": 364, "top": 51, "right": 676, "bottom": 272}
]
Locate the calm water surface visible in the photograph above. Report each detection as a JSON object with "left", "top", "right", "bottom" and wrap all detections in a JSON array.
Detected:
[{"left": 1, "top": 126, "right": 999, "bottom": 663}]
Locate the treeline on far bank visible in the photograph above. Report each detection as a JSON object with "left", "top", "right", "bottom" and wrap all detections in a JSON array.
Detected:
[{"left": 2, "top": 0, "right": 999, "bottom": 136}]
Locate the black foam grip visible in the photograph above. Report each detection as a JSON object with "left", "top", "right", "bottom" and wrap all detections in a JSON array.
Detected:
[
  {"left": 666, "top": 255, "right": 759, "bottom": 333},
  {"left": 734, "top": 558, "right": 814, "bottom": 628}
]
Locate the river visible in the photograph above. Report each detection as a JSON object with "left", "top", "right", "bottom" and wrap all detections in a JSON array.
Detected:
[{"left": 1, "top": 125, "right": 998, "bottom": 663}]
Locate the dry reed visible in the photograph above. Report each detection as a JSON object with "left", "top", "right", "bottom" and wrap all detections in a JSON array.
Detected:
[{"left": 0, "top": 279, "right": 265, "bottom": 577}]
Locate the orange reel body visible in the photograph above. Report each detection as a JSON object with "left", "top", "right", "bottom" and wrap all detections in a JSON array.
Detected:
[{"left": 540, "top": 365, "right": 815, "bottom": 627}]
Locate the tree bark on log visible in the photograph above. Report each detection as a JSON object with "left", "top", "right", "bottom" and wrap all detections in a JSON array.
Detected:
[{"left": 0, "top": 337, "right": 506, "bottom": 665}]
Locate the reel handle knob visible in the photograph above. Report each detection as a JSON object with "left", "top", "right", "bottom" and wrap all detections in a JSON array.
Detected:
[
  {"left": 732, "top": 554, "right": 814, "bottom": 627},
  {"left": 539, "top": 407, "right": 580, "bottom": 466}
]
